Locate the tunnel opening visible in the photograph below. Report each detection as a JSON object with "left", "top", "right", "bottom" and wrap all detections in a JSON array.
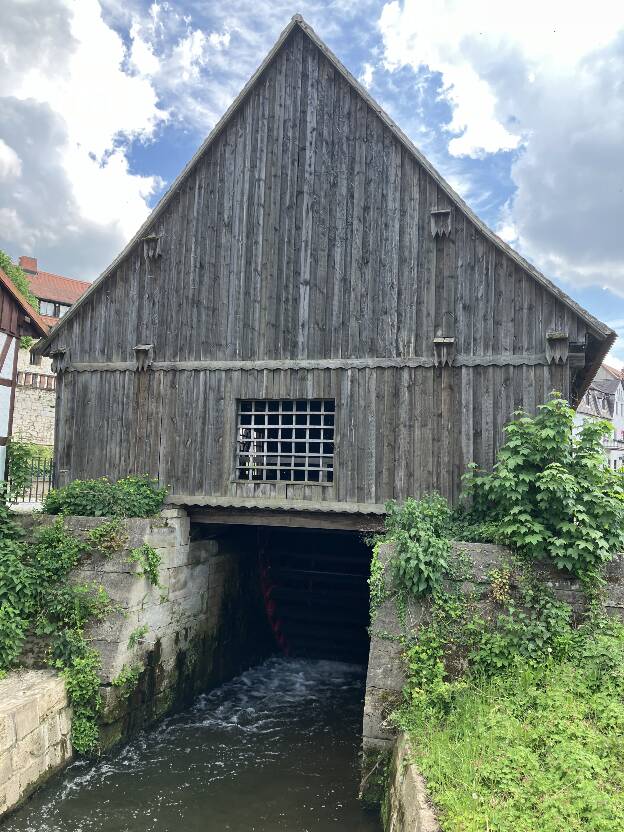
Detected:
[{"left": 191, "top": 522, "right": 373, "bottom": 666}]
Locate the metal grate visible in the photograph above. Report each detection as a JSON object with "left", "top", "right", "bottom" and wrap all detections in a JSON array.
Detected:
[{"left": 236, "top": 399, "right": 335, "bottom": 484}]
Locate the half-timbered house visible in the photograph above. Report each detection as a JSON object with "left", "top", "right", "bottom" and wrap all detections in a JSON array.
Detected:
[
  {"left": 35, "top": 16, "right": 615, "bottom": 528},
  {"left": 0, "top": 268, "right": 48, "bottom": 477}
]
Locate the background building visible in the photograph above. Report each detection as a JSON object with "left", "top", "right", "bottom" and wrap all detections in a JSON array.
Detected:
[
  {"left": 11, "top": 256, "right": 89, "bottom": 449},
  {"left": 0, "top": 268, "right": 48, "bottom": 476},
  {"left": 574, "top": 365, "right": 624, "bottom": 470}
]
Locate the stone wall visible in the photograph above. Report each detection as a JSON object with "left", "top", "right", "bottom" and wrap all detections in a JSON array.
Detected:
[
  {"left": 361, "top": 540, "right": 624, "bottom": 804},
  {"left": 12, "top": 347, "right": 55, "bottom": 447},
  {"left": 0, "top": 671, "right": 72, "bottom": 818},
  {"left": 383, "top": 734, "right": 438, "bottom": 832},
  {"left": 4, "top": 508, "right": 272, "bottom": 818}
]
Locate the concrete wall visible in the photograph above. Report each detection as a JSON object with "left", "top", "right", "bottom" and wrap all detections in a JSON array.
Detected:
[
  {"left": 0, "top": 671, "right": 71, "bottom": 818},
  {"left": 361, "top": 540, "right": 624, "bottom": 804},
  {"left": 12, "top": 347, "right": 55, "bottom": 446}
]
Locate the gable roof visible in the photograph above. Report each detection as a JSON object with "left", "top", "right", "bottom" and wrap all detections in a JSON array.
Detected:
[
  {"left": 0, "top": 268, "right": 49, "bottom": 338},
  {"left": 34, "top": 14, "right": 616, "bottom": 362},
  {"left": 601, "top": 363, "right": 623, "bottom": 380},
  {"left": 25, "top": 269, "right": 90, "bottom": 305}
]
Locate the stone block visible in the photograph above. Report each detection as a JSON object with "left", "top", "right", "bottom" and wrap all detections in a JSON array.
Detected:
[
  {"left": 366, "top": 638, "right": 405, "bottom": 692},
  {"left": 0, "top": 715, "right": 16, "bottom": 755},
  {"left": 363, "top": 686, "right": 402, "bottom": 742},
  {"left": 58, "top": 709, "right": 72, "bottom": 738},
  {"left": 13, "top": 701, "right": 39, "bottom": 742},
  {"left": 18, "top": 757, "right": 44, "bottom": 794},
  {"left": 189, "top": 540, "right": 219, "bottom": 563},
  {"left": 0, "top": 751, "right": 12, "bottom": 787},
  {"left": 45, "top": 714, "right": 62, "bottom": 747},
  {"left": 2, "top": 775, "right": 20, "bottom": 812}
]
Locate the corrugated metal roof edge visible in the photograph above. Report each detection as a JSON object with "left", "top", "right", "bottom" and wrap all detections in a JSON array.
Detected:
[{"left": 166, "top": 495, "right": 387, "bottom": 515}]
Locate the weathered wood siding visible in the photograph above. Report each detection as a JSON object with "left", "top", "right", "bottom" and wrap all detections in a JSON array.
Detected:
[{"left": 48, "top": 27, "right": 593, "bottom": 505}]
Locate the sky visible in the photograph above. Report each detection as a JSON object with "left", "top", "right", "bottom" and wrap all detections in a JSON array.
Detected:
[{"left": 1, "top": 0, "right": 623, "bottom": 364}]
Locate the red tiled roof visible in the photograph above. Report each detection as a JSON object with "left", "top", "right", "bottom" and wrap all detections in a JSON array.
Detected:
[
  {"left": 602, "top": 363, "right": 624, "bottom": 380},
  {"left": 25, "top": 270, "right": 90, "bottom": 305}
]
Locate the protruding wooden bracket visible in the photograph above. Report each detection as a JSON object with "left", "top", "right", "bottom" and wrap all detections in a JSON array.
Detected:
[
  {"left": 546, "top": 331, "right": 569, "bottom": 364},
  {"left": 142, "top": 234, "right": 162, "bottom": 262},
  {"left": 50, "top": 347, "right": 69, "bottom": 374},
  {"left": 433, "top": 336, "right": 455, "bottom": 367},
  {"left": 430, "top": 208, "right": 452, "bottom": 238},
  {"left": 133, "top": 344, "right": 153, "bottom": 372}
]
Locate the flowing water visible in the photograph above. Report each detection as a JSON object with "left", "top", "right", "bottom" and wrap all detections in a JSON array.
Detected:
[{"left": 3, "top": 658, "right": 382, "bottom": 832}]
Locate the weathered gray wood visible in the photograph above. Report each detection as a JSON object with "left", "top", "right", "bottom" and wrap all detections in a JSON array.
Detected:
[{"left": 44, "top": 22, "right": 611, "bottom": 507}]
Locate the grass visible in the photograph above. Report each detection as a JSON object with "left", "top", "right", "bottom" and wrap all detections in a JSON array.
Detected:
[{"left": 396, "top": 624, "right": 624, "bottom": 832}]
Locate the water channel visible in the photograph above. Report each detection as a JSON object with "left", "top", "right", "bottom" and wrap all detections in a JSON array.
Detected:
[{"left": 3, "top": 658, "right": 382, "bottom": 832}]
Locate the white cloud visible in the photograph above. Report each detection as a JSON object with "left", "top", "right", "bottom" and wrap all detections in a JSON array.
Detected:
[
  {"left": 0, "top": 0, "right": 167, "bottom": 278},
  {"left": 0, "top": 140, "right": 22, "bottom": 180},
  {"left": 378, "top": 0, "right": 624, "bottom": 298},
  {"left": 359, "top": 62, "right": 374, "bottom": 88}
]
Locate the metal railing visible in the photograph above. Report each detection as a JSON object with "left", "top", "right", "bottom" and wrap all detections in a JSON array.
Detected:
[{"left": 11, "top": 456, "right": 55, "bottom": 503}]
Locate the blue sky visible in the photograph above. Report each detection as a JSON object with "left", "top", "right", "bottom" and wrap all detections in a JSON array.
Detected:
[{"left": 1, "top": 0, "right": 623, "bottom": 362}]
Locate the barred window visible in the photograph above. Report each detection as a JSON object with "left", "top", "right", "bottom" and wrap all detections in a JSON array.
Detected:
[{"left": 236, "top": 399, "right": 335, "bottom": 484}]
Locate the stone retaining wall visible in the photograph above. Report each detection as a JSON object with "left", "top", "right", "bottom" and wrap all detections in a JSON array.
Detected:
[
  {"left": 383, "top": 734, "right": 438, "bottom": 832},
  {"left": 0, "top": 671, "right": 71, "bottom": 818},
  {"left": 3, "top": 509, "right": 271, "bottom": 819},
  {"left": 361, "top": 540, "right": 624, "bottom": 804}
]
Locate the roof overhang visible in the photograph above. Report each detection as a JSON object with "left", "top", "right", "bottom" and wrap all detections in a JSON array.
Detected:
[{"left": 0, "top": 268, "right": 49, "bottom": 338}]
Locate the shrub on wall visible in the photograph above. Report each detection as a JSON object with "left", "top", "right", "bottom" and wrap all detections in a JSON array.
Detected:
[
  {"left": 43, "top": 475, "right": 167, "bottom": 518},
  {"left": 459, "top": 394, "right": 624, "bottom": 577}
]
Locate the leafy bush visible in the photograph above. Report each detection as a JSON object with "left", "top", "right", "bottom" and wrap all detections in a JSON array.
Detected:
[
  {"left": 0, "top": 249, "right": 39, "bottom": 310},
  {"left": 462, "top": 395, "right": 624, "bottom": 576},
  {"left": 381, "top": 495, "right": 452, "bottom": 596},
  {"left": 43, "top": 475, "right": 167, "bottom": 518}
]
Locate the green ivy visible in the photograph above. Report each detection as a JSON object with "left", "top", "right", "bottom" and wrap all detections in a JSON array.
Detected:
[
  {"left": 111, "top": 663, "right": 142, "bottom": 698},
  {"left": 128, "top": 544, "right": 162, "bottom": 587},
  {"left": 43, "top": 475, "right": 167, "bottom": 518},
  {"left": 57, "top": 637, "right": 102, "bottom": 754},
  {"left": 127, "top": 624, "right": 148, "bottom": 649},
  {"left": 368, "top": 543, "right": 389, "bottom": 622}
]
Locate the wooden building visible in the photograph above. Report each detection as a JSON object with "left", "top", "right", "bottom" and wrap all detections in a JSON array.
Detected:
[
  {"left": 0, "top": 268, "right": 48, "bottom": 478},
  {"left": 35, "top": 16, "right": 615, "bottom": 527}
]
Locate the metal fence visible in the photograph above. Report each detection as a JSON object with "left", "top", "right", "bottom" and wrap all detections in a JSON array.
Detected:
[{"left": 11, "top": 456, "right": 55, "bottom": 503}]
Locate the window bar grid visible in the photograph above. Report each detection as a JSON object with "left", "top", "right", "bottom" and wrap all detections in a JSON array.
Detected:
[{"left": 236, "top": 399, "right": 335, "bottom": 484}]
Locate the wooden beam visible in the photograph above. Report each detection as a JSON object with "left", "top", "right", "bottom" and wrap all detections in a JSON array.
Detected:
[{"left": 188, "top": 507, "right": 384, "bottom": 532}]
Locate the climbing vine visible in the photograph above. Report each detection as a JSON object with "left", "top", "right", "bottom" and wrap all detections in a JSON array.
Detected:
[
  {"left": 0, "top": 477, "right": 169, "bottom": 754},
  {"left": 129, "top": 544, "right": 162, "bottom": 587}
]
